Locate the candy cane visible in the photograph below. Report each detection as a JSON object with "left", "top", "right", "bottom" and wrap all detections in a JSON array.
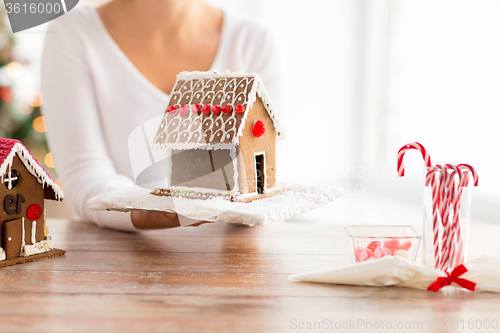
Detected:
[
  {"left": 397, "top": 142, "right": 432, "bottom": 177},
  {"left": 451, "top": 170, "right": 469, "bottom": 268},
  {"left": 440, "top": 164, "right": 463, "bottom": 270},
  {"left": 458, "top": 164, "right": 479, "bottom": 186},
  {"left": 437, "top": 165, "right": 455, "bottom": 270},
  {"left": 425, "top": 166, "right": 442, "bottom": 268},
  {"left": 453, "top": 164, "right": 479, "bottom": 266}
]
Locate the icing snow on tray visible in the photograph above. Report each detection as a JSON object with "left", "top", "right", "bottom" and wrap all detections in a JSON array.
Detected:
[{"left": 87, "top": 182, "right": 343, "bottom": 226}]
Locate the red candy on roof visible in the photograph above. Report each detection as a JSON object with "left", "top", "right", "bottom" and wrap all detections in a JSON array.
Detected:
[
  {"left": 235, "top": 104, "right": 245, "bottom": 114},
  {"left": 212, "top": 105, "right": 221, "bottom": 115},
  {"left": 202, "top": 105, "right": 211, "bottom": 114},
  {"left": 167, "top": 106, "right": 177, "bottom": 115},
  {"left": 179, "top": 105, "right": 188, "bottom": 116},
  {"left": 191, "top": 104, "right": 202, "bottom": 113}
]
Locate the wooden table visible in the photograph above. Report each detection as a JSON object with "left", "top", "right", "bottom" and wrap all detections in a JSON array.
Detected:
[{"left": 1, "top": 218, "right": 499, "bottom": 332}]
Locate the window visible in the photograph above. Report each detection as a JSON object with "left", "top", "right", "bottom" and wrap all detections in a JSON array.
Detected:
[
  {"left": 4, "top": 169, "right": 20, "bottom": 190},
  {"left": 362, "top": 0, "right": 500, "bottom": 220}
]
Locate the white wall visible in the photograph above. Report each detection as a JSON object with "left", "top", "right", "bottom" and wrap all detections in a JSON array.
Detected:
[{"left": 207, "top": 0, "right": 363, "bottom": 188}]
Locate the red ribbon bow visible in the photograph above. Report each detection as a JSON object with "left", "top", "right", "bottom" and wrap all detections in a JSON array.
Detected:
[{"left": 427, "top": 264, "right": 476, "bottom": 292}]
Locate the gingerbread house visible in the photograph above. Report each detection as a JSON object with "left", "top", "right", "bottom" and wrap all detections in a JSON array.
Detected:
[
  {"left": 0, "top": 138, "right": 65, "bottom": 265},
  {"left": 152, "top": 71, "right": 284, "bottom": 201}
]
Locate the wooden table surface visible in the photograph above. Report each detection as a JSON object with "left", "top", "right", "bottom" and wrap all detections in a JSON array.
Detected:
[{"left": 1, "top": 218, "right": 499, "bottom": 333}]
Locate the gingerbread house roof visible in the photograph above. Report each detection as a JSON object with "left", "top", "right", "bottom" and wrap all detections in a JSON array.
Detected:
[
  {"left": 152, "top": 71, "right": 283, "bottom": 150},
  {"left": 0, "top": 138, "right": 64, "bottom": 201}
]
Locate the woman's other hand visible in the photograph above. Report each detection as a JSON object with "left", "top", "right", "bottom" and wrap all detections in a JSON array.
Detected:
[
  {"left": 131, "top": 211, "right": 212, "bottom": 229},
  {"left": 131, "top": 210, "right": 180, "bottom": 229}
]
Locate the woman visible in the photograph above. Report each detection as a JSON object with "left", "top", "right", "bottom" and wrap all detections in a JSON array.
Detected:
[{"left": 41, "top": 0, "right": 282, "bottom": 230}]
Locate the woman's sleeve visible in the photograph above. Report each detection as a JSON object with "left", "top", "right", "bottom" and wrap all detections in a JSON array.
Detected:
[{"left": 41, "top": 19, "right": 137, "bottom": 232}]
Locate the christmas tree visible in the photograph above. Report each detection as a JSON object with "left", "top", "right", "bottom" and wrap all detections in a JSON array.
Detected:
[{"left": 0, "top": 7, "right": 59, "bottom": 186}]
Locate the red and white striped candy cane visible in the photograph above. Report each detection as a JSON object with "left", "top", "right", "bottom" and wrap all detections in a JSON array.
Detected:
[
  {"left": 437, "top": 165, "right": 455, "bottom": 270},
  {"left": 440, "top": 164, "right": 462, "bottom": 271},
  {"left": 397, "top": 142, "right": 432, "bottom": 177},
  {"left": 458, "top": 164, "right": 479, "bottom": 186},
  {"left": 425, "top": 165, "right": 442, "bottom": 268},
  {"left": 453, "top": 164, "right": 479, "bottom": 266},
  {"left": 451, "top": 170, "right": 469, "bottom": 268}
]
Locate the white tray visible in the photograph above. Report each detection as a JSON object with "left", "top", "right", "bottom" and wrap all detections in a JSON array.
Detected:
[{"left": 86, "top": 182, "right": 343, "bottom": 226}]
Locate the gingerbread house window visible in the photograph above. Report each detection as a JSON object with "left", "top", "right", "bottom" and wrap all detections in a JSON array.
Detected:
[{"left": 4, "top": 169, "right": 20, "bottom": 190}]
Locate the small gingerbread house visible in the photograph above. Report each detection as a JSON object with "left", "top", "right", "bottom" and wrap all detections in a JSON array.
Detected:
[
  {"left": 152, "top": 71, "right": 283, "bottom": 201},
  {"left": 0, "top": 138, "right": 64, "bottom": 263}
]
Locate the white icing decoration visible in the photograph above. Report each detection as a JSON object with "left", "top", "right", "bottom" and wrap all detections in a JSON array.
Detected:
[
  {"left": 4, "top": 167, "right": 18, "bottom": 189},
  {"left": 23, "top": 240, "right": 52, "bottom": 257},
  {"left": 0, "top": 142, "right": 63, "bottom": 200},
  {"left": 0, "top": 247, "right": 5, "bottom": 261},
  {"left": 170, "top": 185, "right": 232, "bottom": 195},
  {"left": 31, "top": 220, "right": 36, "bottom": 244},
  {"left": 21, "top": 217, "right": 25, "bottom": 254}
]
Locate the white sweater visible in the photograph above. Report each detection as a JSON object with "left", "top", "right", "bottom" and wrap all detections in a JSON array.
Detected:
[{"left": 41, "top": 6, "right": 283, "bottom": 231}]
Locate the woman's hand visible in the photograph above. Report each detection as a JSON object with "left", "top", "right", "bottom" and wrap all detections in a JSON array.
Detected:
[
  {"left": 131, "top": 210, "right": 212, "bottom": 229},
  {"left": 131, "top": 210, "right": 180, "bottom": 229}
]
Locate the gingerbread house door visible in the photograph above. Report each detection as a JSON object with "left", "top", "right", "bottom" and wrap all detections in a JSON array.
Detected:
[
  {"left": 4, "top": 219, "right": 23, "bottom": 259},
  {"left": 255, "top": 153, "right": 265, "bottom": 194}
]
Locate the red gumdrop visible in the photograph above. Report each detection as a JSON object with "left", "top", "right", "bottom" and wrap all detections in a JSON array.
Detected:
[
  {"left": 167, "top": 105, "right": 177, "bottom": 115},
  {"left": 179, "top": 105, "right": 188, "bottom": 116},
  {"left": 398, "top": 240, "right": 412, "bottom": 251},
  {"left": 374, "top": 247, "right": 392, "bottom": 259},
  {"left": 367, "top": 241, "right": 381, "bottom": 253},
  {"left": 222, "top": 105, "right": 232, "bottom": 114},
  {"left": 202, "top": 105, "right": 211, "bottom": 114},
  {"left": 252, "top": 120, "right": 266, "bottom": 137},
  {"left": 356, "top": 247, "right": 374, "bottom": 262},
  {"left": 212, "top": 105, "right": 221, "bottom": 115},
  {"left": 191, "top": 104, "right": 202, "bottom": 113},
  {"left": 383, "top": 239, "right": 400, "bottom": 255},
  {"left": 235, "top": 104, "right": 245, "bottom": 114},
  {"left": 27, "top": 204, "right": 43, "bottom": 221}
]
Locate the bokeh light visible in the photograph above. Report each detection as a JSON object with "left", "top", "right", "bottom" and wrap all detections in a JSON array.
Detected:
[
  {"left": 0, "top": 86, "right": 12, "bottom": 103},
  {"left": 6, "top": 62, "right": 23, "bottom": 80},
  {"left": 44, "top": 152, "right": 55, "bottom": 168},
  {"left": 17, "top": 101, "right": 33, "bottom": 115},
  {"left": 33, "top": 116, "right": 47, "bottom": 133},
  {"left": 28, "top": 91, "right": 43, "bottom": 107}
]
